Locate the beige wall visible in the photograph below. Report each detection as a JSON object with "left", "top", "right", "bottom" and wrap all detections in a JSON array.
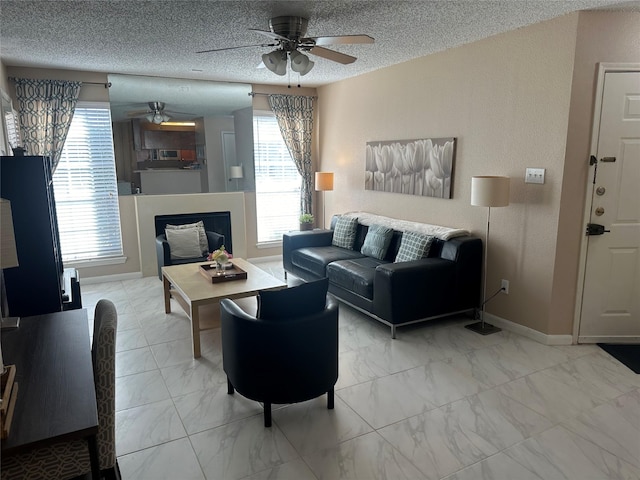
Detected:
[
  {"left": 317, "top": 11, "right": 640, "bottom": 336},
  {"left": 204, "top": 116, "right": 235, "bottom": 192},
  {"left": 550, "top": 11, "right": 640, "bottom": 335},
  {"left": 317, "top": 14, "right": 581, "bottom": 334}
]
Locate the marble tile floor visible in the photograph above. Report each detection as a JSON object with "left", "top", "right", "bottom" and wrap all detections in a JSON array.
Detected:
[{"left": 81, "top": 260, "right": 640, "bottom": 480}]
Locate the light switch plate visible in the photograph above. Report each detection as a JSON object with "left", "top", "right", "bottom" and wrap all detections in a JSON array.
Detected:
[{"left": 525, "top": 167, "right": 545, "bottom": 184}]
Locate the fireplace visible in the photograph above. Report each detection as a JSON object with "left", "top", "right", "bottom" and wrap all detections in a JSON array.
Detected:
[
  {"left": 134, "top": 193, "right": 247, "bottom": 277},
  {"left": 155, "top": 211, "right": 233, "bottom": 254}
]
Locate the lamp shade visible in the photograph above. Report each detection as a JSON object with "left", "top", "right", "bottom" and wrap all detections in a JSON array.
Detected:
[
  {"left": 262, "top": 50, "right": 287, "bottom": 76},
  {"left": 471, "top": 176, "right": 510, "bottom": 207},
  {"left": 315, "top": 172, "right": 334, "bottom": 191},
  {"left": 0, "top": 198, "right": 19, "bottom": 269},
  {"left": 230, "top": 165, "right": 243, "bottom": 179},
  {"left": 290, "top": 51, "right": 314, "bottom": 76}
]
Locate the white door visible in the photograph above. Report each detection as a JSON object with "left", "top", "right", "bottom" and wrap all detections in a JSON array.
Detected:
[{"left": 578, "top": 70, "right": 640, "bottom": 342}]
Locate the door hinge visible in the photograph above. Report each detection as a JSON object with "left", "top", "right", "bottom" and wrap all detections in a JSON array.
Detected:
[{"left": 586, "top": 223, "right": 610, "bottom": 236}]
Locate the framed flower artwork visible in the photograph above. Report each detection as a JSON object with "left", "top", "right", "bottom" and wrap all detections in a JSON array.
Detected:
[{"left": 365, "top": 137, "right": 457, "bottom": 199}]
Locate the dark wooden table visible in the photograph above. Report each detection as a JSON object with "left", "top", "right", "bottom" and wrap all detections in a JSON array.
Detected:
[{"left": 1, "top": 309, "right": 100, "bottom": 478}]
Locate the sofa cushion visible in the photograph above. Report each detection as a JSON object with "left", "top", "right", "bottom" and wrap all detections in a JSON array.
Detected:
[
  {"left": 395, "top": 232, "right": 435, "bottom": 262},
  {"left": 332, "top": 216, "right": 358, "bottom": 250},
  {"left": 327, "top": 257, "right": 388, "bottom": 300},
  {"left": 166, "top": 221, "right": 208, "bottom": 254},
  {"left": 165, "top": 227, "right": 203, "bottom": 259},
  {"left": 360, "top": 224, "right": 394, "bottom": 260},
  {"left": 258, "top": 278, "right": 328, "bottom": 320},
  {"left": 291, "top": 246, "right": 366, "bottom": 278}
]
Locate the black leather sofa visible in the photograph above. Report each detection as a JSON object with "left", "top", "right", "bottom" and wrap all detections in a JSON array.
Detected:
[{"left": 283, "top": 214, "right": 482, "bottom": 337}]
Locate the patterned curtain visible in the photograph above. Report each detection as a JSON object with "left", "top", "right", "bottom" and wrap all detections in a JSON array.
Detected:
[
  {"left": 13, "top": 78, "right": 81, "bottom": 171},
  {"left": 268, "top": 94, "right": 315, "bottom": 216}
]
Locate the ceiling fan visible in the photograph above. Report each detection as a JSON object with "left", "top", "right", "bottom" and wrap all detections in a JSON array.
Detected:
[
  {"left": 126, "top": 101, "right": 192, "bottom": 124},
  {"left": 196, "top": 16, "right": 374, "bottom": 76}
]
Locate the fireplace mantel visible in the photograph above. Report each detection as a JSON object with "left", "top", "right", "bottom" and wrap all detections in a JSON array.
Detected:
[{"left": 135, "top": 193, "right": 247, "bottom": 277}]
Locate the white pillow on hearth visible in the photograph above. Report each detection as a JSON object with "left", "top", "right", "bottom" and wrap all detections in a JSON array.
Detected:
[{"left": 165, "top": 227, "right": 203, "bottom": 259}]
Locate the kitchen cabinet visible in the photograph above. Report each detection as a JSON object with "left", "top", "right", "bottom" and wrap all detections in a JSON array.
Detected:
[{"left": 142, "top": 130, "right": 196, "bottom": 150}]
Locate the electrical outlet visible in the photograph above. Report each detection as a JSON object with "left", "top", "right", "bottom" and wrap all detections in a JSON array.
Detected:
[{"left": 501, "top": 279, "right": 510, "bottom": 295}]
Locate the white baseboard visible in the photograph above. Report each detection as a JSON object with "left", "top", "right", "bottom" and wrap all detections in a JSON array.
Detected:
[
  {"left": 247, "top": 254, "right": 282, "bottom": 264},
  {"left": 483, "top": 312, "right": 574, "bottom": 345},
  {"left": 578, "top": 335, "right": 640, "bottom": 344},
  {"left": 80, "top": 271, "right": 143, "bottom": 285}
]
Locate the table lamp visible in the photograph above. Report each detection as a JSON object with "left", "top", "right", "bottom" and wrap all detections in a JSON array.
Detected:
[
  {"left": 465, "top": 176, "right": 510, "bottom": 335},
  {"left": 315, "top": 172, "right": 334, "bottom": 229},
  {"left": 1, "top": 198, "right": 20, "bottom": 330}
]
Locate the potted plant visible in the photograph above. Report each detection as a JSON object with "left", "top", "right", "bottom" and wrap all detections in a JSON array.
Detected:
[{"left": 299, "top": 213, "right": 314, "bottom": 231}]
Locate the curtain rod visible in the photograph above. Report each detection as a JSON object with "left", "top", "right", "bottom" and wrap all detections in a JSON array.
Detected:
[
  {"left": 9, "top": 77, "right": 111, "bottom": 88},
  {"left": 84, "top": 81, "right": 111, "bottom": 88},
  {"left": 249, "top": 92, "right": 317, "bottom": 99}
]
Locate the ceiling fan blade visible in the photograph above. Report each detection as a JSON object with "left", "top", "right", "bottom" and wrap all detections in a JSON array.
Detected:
[
  {"left": 308, "top": 46, "right": 357, "bottom": 65},
  {"left": 307, "top": 35, "right": 374, "bottom": 46},
  {"left": 164, "top": 110, "right": 195, "bottom": 116},
  {"left": 196, "top": 43, "right": 276, "bottom": 54},
  {"left": 126, "top": 110, "right": 151, "bottom": 117},
  {"left": 249, "top": 28, "right": 289, "bottom": 42}
]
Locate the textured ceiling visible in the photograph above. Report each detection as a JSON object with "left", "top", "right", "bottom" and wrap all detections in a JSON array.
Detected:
[{"left": 2, "top": 0, "right": 639, "bottom": 89}]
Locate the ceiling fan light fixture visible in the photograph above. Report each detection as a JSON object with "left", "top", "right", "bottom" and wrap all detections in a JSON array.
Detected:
[
  {"left": 298, "top": 59, "right": 314, "bottom": 76},
  {"left": 262, "top": 50, "right": 287, "bottom": 76},
  {"left": 145, "top": 113, "right": 154, "bottom": 123},
  {"left": 290, "top": 50, "right": 310, "bottom": 72}
]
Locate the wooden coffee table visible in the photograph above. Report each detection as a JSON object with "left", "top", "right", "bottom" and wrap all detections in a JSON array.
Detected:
[{"left": 162, "top": 258, "right": 286, "bottom": 358}]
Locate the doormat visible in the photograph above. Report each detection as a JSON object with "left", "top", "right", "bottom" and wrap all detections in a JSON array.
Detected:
[{"left": 598, "top": 344, "right": 640, "bottom": 374}]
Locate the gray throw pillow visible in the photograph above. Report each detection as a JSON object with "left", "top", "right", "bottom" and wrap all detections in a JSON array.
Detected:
[
  {"left": 361, "top": 224, "right": 394, "bottom": 260},
  {"left": 258, "top": 278, "right": 329, "bottom": 320},
  {"left": 165, "top": 227, "right": 203, "bottom": 259},
  {"left": 332, "top": 216, "right": 358, "bottom": 250},
  {"left": 166, "top": 221, "right": 208, "bottom": 254},
  {"left": 395, "top": 232, "right": 434, "bottom": 262}
]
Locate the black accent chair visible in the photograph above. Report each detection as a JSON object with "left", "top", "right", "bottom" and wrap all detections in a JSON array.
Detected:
[
  {"left": 220, "top": 295, "right": 339, "bottom": 427},
  {"left": 155, "top": 230, "right": 224, "bottom": 280}
]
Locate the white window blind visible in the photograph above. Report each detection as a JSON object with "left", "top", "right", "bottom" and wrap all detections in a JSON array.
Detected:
[
  {"left": 253, "top": 114, "right": 301, "bottom": 243},
  {"left": 53, "top": 104, "right": 123, "bottom": 262},
  {"left": 4, "top": 107, "right": 20, "bottom": 148}
]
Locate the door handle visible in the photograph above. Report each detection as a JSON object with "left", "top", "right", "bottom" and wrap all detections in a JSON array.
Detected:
[{"left": 586, "top": 223, "right": 611, "bottom": 236}]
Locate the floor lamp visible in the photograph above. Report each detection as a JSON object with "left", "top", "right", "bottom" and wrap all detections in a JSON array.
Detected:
[
  {"left": 315, "top": 172, "right": 334, "bottom": 229},
  {"left": 1, "top": 198, "right": 20, "bottom": 330},
  {"left": 465, "top": 176, "right": 510, "bottom": 335}
]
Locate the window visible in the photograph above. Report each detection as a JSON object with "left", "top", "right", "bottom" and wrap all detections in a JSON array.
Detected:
[
  {"left": 52, "top": 102, "right": 123, "bottom": 262},
  {"left": 253, "top": 113, "right": 301, "bottom": 243}
]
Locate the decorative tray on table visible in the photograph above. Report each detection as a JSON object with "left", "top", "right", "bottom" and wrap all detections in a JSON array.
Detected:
[{"left": 199, "top": 263, "right": 248, "bottom": 283}]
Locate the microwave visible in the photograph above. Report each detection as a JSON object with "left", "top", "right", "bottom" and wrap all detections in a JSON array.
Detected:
[{"left": 159, "top": 149, "right": 179, "bottom": 160}]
